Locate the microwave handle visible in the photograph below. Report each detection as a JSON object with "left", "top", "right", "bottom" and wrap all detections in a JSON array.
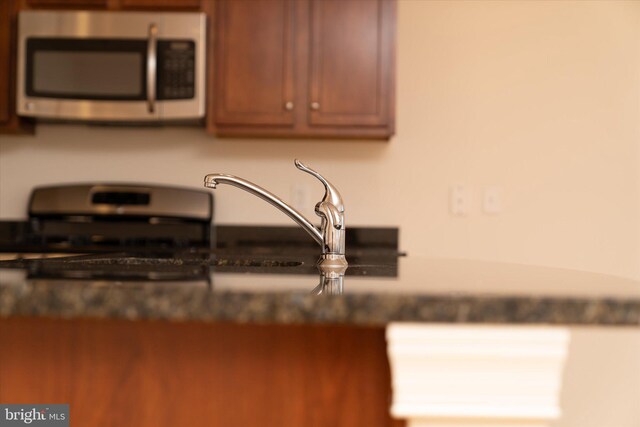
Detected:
[{"left": 147, "top": 23, "right": 158, "bottom": 114}]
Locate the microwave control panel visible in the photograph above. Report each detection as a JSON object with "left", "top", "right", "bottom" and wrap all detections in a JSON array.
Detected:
[{"left": 157, "top": 40, "right": 196, "bottom": 100}]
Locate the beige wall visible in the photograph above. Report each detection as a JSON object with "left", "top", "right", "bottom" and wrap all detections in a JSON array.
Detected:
[
  {"left": 1, "top": 2, "right": 639, "bottom": 425},
  {"left": 561, "top": 328, "right": 640, "bottom": 427},
  {"left": 1, "top": 0, "right": 639, "bottom": 280}
]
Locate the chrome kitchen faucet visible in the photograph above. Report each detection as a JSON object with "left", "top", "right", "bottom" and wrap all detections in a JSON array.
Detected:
[{"left": 204, "top": 160, "right": 347, "bottom": 268}]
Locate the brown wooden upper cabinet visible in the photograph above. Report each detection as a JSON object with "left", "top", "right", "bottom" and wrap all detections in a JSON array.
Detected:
[
  {"left": 22, "top": 0, "right": 108, "bottom": 9},
  {"left": 209, "top": 0, "right": 396, "bottom": 139},
  {"left": 0, "top": 0, "right": 33, "bottom": 134},
  {"left": 22, "top": 0, "right": 200, "bottom": 10},
  {"left": 119, "top": 0, "right": 201, "bottom": 10},
  {"left": 0, "top": 1, "right": 12, "bottom": 127}
]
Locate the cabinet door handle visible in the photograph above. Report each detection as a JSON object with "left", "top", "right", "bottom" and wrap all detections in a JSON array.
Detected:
[
  {"left": 310, "top": 102, "right": 320, "bottom": 111},
  {"left": 284, "top": 101, "right": 294, "bottom": 111}
]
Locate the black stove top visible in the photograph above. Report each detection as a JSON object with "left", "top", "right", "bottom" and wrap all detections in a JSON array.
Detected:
[
  {"left": 3, "top": 183, "right": 215, "bottom": 253},
  {"left": 0, "top": 219, "right": 211, "bottom": 254}
]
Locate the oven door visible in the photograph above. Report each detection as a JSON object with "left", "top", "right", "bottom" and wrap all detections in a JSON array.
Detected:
[{"left": 16, "top": 11, "right": 206, "bottom": 122}]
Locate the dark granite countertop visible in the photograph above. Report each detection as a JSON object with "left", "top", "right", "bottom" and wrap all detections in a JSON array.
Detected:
[{"left": 1, "top": 251, "right": 639, "bottom": 326}]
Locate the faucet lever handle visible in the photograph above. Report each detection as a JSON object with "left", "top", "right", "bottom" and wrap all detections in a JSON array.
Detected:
[{"left": 294, "top": 159, "right": 344, "bottom": 212}]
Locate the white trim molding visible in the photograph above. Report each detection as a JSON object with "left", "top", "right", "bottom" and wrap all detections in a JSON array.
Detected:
[{"left": 387, "top": 324, "right": 571, "bottom": 427}]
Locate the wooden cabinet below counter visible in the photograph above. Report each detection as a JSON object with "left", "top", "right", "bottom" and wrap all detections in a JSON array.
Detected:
[
  {"left": 0, "top": 318, "right": 404, "bottom": 427},
  {"left": 207, "top": 0, "right": 396, "bottom": 140}
]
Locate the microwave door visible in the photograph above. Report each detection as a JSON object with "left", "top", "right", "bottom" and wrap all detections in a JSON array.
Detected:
[
  {"left": 19, "top": 37, "right": 160, "bottom": 121},
  {"left": 17, "top": 11, "right": 206, "bottom": 122}
]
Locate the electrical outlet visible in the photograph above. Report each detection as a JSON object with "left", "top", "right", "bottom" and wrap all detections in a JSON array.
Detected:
[
  {"left": 483, "top": 186, "right": 502, "bottom": 214},
  {"left": 450, "top": 185, "right": 470, "bottom": 216}
]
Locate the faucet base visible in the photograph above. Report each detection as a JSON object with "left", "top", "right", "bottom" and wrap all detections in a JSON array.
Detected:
[
  {"left": 315, "top": 255, "right": 347, "bottom": 295},
  {"left": 317, "top": 253, "right": 348, "bottom": 270}
]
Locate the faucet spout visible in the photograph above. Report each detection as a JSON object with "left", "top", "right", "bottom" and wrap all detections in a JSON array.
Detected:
[{"left": 204, "top": 174, "right": 324, "bottom": 246}]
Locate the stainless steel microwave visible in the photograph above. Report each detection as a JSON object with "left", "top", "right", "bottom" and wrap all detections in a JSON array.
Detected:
[{"left": 17, "top": 11, "right": 206, "bottom": 122}]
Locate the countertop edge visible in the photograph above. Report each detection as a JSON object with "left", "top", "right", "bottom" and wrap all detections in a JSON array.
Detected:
[{"left": 2, "top": 286, "right": 639, "bottom": 327}]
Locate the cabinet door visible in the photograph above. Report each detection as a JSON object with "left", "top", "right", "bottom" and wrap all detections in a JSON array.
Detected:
[
  {"left": 213, "top": 0, "right": 295, "bottom": 126},
  {"left": 308, "top": 0, "right": 394, "bottom": 128}
]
